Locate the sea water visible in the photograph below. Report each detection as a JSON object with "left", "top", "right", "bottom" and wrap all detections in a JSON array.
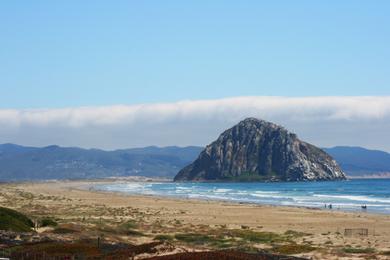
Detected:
[{"left": 94, "top": 179, "right": 390, "bottom": 214}]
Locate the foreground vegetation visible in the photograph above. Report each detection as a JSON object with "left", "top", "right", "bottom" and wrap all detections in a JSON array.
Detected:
[
  {"left": 0, "top": 206, "right": 34, "bottom": 232},
  {"left": 0, "top": 183, "right": 388, "bottom": 259}
]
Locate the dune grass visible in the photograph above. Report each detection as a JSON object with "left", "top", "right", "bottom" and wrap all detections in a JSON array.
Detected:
[
  {"left": 39, "top": 217, "right": 58, "bottom": 227},
  {"left": 154, "top": 234, "right": 174, "bottom": 241},
  {"left": 271, "top": 244, "right": 317, "bottom": 254},
  {"left": 228, "top": 229, "right": 286, "bottom": 244},
  {"left": 342, "top": 247, "right": 376, "bottom": 254},
  {"left": 174, "top": 233, "right": 215, "bottom": 245},
  {"left": 381, "top": 251, "right": 390, "bottom": 256},
  {"left": 0, "top": 207, "right": 34, "bottom": 232}
]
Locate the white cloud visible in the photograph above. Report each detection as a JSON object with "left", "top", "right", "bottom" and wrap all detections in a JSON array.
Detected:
[{"left": 1, "top": 96, "right": 390, "bottom": 151}]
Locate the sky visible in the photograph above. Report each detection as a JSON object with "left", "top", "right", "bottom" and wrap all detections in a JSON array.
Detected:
[{"left": 0, "top": 1, "right": 389, "bottom": 150}]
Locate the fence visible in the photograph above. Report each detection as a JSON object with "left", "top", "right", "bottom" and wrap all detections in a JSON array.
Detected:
[{"left": 344, "top": 228, "right": 369, "bottom": 236}]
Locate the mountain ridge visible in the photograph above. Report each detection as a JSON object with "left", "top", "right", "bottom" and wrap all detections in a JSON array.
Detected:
[
  {"left": 0, "top": 143, "right": 202, "bottom": 181},
  {"left": 323, "top": 146, "right": 390, "bottom": 176},
  {"left": 1, "top": 143, "right": 389, "bottom": 181}
]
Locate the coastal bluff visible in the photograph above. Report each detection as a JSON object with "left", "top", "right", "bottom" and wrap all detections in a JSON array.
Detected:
[{"left": 174, "top": 118, "right": 346, "bottom": 182}]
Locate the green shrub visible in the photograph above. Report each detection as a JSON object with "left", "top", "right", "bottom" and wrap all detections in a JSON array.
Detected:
[
  {"left": 0, "top": 207, "right": 34, "bottom": 232},
  {"left": 125, "top": 229, "right": 144, "bottom": 236},
  {"left": 272, "top": 244, "right": 316, "bottom": 254},
  {"left": 174, "top": 233, "right": 214, "bottom": 245},
  {"left": 342, "top": 247, "right": 376, "bottom": 254},
  {"left": 120, "top": 219, "right": 138, "bottom": 229},
  {"left": 154, "top": 234, "right": 174, "bottom": 241},
  {"left": 40, "top": 217, "right": 58, "bottom": 227},
  {"left": 231, "top": 230, "right": 285, "bottom": 243},
  {"left": 52, "top": 227, "right": 79, "bottom": 234},
  {"left": 117, "top": 220, "right": 143, "bottom": 236},
  {"left": 284, "top": 230, "right": 311, "bottom": 237}
]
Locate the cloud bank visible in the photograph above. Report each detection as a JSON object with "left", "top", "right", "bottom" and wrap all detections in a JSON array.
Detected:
[{"left": 1, "top": 96, "right": 390, "bottom": 151}]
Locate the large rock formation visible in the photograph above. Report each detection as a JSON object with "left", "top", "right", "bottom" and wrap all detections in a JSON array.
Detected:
[{"left": 174, "top": 118, "right": 346, "bottom": 182}]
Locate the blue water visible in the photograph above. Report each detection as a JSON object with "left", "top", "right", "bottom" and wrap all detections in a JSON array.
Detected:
[{"left": 94, "top": 179, "right": 390, "bottom": 214}]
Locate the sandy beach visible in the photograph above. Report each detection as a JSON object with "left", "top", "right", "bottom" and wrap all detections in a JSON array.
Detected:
[{"left": 1, "top": 180, "right": 389, "bottom": 259}]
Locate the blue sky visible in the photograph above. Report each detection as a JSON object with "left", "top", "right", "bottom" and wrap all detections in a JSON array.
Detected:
[
  {"left": 1, "top": 1, "right": 389, "bottom": 108},
  {"left": 1, "top": 2, "right": 390, "bottom": 150}
]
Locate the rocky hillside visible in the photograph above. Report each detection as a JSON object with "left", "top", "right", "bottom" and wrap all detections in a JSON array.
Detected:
[{"left": 174, "top": 118, "right": 346, "bottom": 182}]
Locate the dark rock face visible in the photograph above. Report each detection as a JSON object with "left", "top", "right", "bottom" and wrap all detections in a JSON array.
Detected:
[{"left": 174, "top": 118, "right": 346, "bottom": 182}]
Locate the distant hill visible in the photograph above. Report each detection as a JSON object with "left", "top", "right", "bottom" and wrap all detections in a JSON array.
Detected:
[
  {"left": 0, "top": 143, "right": 202, "bottom": 181},
  {"left": 1, "top": 143, "right": 389, "bottom": 181},
  {"left": 323, "top": 146, "right": 390, "bottom": 177}
]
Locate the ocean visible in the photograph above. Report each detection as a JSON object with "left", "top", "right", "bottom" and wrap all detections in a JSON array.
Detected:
[{"left": 94, "top": 179, "right": 390, "bottom": 214}]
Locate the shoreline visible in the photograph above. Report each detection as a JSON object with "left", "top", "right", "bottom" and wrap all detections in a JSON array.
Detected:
[
  {"left": 90, "top": 185, "right": 380, "bottom": 217},
  {"left": 90, "top": 179, "right": 390, "bottom": 216},
  {"left": 6, "top": 179, "right": 390, "bottom": 226},
  {"left": 2, "top": 178, "right": 390, "bottom": 216}
]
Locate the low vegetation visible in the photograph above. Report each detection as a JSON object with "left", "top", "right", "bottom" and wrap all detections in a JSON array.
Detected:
[
  {"left": 284, "top": 230, "right": 312, "bottom": 238},
  {"left": 39, "top": 217, "right": 58, "bottom": 227},
  {"left": 52, "top": 227, "right": 80, "bottom": 234},
  {"left": 0, "top": 207, "right": 34, "bottom": 232},
  {"left": 166, "top": 228, "right": 312, "bottom": 253},
  {"left": 154, "top": 234, "right": 174, "bottom": 241},
  {"left": 342, "top": 247, "right": 376, "bottom": 254},
  {"left": 228, "top": 229, "right": 286, "bottom": 243},
  {"left": 119, "top": 219, "right": 138, "bottom": 229},
  {"left": 93, "top": 218, "right": 145, "bottom": 237},
  {"left": 271, "top": 244, "right": 316, "bottom": 254},
  {"left": 1, "top": 184, "right": 386, "bottom": 259},
  {"left": 4, "top": 240, "right": 164, "bottom": 259},
  {"left": 174, "top": 233, "right": 215, "bottom": 245}
]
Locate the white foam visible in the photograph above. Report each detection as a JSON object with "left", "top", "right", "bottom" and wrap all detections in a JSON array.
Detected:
[
  {"left": 254, "top": 191, "right": 279, "bottom": 194},
  {"left": 250, "top": 193, "right": 285, "bottom": 199},
  {"left": 313, "top": 194, "right": 390, "bottom": 204},
  {"left": 124, "top": 183, "right": 145, "bottom": 189},
  {"left": 94, "top": 181, "right": 390, "bottom": 214},
  {"left": 187, "top": 194, "right": 233, "bottom": 201},
  {"left": 214, "top": 188, "right": 232, "bottom": 193},
  {"left": 176, "top": 186, "right": 193, "bottom": 190}
]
